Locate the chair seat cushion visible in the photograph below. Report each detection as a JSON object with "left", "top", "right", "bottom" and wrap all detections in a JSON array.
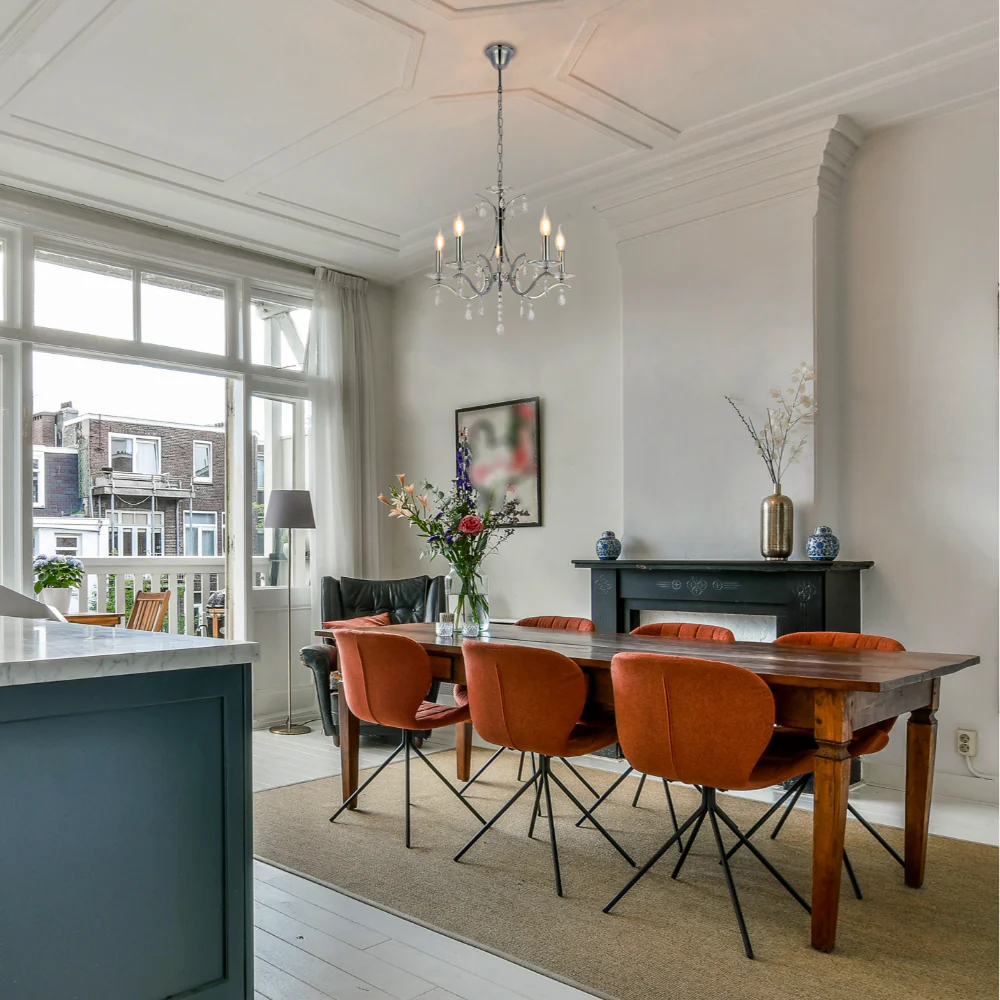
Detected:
[
  {"left": 563, "top": 719, "right": 618, "bottom": 757},
  {"left": 741, "top": 728, "right": 817, "bottom": 790},
  {"left": 321, "top": 612, "right": 392, "bottom": 630},
  {"left": 453, "top": 683, "right": 469, "bottom": 707},
  {"left": 413, "top": 700, "right": 472, "bottom": 730}
]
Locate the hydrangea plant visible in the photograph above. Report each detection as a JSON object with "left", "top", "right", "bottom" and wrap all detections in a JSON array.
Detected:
[{"left": 33, "top": 554, "right": 85, "bottom": 593}]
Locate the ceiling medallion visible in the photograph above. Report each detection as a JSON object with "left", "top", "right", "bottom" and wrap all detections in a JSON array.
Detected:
[{"left": 429, "top": 42, "right": 572, "bottom": 334}]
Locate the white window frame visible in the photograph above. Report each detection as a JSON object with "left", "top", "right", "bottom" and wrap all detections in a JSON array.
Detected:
[
  {"left": 183, "top": 510, "right": 218, "bottom": 557},
  {"left": 108, "top": 433, "right": 161, "bottom": 475},
  {"left": 0, "top": 196, "right": 314, "bottom": 642},
  {"left": 32, "top": 449, "right": 44, "bottom": 507},
  {"left": 53, "top": 534, "right": 81, "bottom": 556},
  {"left": 193, "top": 440, "right": 213, "bottom": 483}
]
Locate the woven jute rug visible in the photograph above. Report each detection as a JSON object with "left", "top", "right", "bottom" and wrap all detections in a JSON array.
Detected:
[{"left": 254, "top": 749, "right": 998, "bottom": 1000}]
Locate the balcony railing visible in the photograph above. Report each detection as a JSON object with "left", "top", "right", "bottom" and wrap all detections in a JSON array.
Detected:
[{"left": 90, "top": 470, "right": 194, "bottom": 499}]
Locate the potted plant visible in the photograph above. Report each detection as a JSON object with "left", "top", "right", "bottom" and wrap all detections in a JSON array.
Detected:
[
  {"left": 379, "top": 431, "right": 526, "bottom": 636},
  {"left": 33, "top": 554, "right": 85, "bottom": 614}
]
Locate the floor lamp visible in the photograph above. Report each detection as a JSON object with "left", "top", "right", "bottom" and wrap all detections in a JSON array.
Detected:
[{"left": 264, "top": 489, "right": 316, "bottom": 736}]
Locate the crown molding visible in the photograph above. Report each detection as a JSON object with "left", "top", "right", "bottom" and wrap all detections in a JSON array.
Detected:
[{"left": 598, "top": 116, "right": 863, "bottom": 244}]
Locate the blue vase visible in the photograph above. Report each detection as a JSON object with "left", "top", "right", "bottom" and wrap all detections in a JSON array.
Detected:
[
  {"left": 596, "top": 530, "right": 622, "bottom": 561},
  {"left": 806, "top": 526, "right": 840, "bottom": 562}
]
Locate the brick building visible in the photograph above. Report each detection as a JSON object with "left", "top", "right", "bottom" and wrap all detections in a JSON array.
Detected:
[{"left": 32, "top": 403, "right": 227, "bottom": 558}]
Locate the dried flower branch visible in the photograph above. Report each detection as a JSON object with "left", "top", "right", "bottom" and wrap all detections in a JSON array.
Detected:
[{"left": 726, "top": 362, "right": 816, "bottom": 489}]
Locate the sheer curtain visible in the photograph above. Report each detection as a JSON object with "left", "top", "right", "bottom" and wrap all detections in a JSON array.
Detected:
[{"left": 306, "top": 268, "right": 380, "bottom": 623}]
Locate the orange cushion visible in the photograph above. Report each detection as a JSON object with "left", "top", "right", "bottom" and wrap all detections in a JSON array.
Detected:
[{"left": 322, "top": 612, "right": 391, "bottom": 630}]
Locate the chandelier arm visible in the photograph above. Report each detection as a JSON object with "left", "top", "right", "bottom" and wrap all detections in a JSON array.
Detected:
[
  {"left": 509, "top": 269, "right": 565, "bottom": 299},
  {"left": 454, "top": 270, "right": 491, "bottom": 298}
]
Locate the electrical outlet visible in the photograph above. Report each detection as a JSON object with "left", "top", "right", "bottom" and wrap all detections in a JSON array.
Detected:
[{"left": 956, "top": 728, "right": 978, "bottom": 757}]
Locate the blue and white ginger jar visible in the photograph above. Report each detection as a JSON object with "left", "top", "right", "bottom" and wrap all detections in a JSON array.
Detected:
[
  {"left": 596, "top": 530, "right": 622, "bottom": 561},
  {"left": 806, "top": 526, "right": 840, "bottom": 562}
]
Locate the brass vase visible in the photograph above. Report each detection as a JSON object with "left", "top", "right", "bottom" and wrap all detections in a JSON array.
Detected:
[{"left": 761, "top": 484, "right": 793, "bottom": 560}]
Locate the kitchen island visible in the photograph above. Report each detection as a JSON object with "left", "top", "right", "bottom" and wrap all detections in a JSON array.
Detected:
[{"left": 0, "top": 616, "right": 258, "bottom": 1000}]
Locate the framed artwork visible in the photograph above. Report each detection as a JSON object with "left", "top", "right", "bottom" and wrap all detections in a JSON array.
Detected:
[{"left": 455, "top": 396, "right": 542, "bottom": 526}]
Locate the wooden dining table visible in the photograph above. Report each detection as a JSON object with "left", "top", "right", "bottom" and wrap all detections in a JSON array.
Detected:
[{"left": 314, "top": 622, "right": 978, "bottom": 952}]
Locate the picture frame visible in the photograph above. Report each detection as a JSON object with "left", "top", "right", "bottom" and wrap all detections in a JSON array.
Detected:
[{"left": 455, "top": 396, "right": 542, "bottom": 527}]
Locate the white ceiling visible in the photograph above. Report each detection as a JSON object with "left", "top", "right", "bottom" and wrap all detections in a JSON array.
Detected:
[{"left": 0, "top": 0, "right": 994, "bottom": 280}]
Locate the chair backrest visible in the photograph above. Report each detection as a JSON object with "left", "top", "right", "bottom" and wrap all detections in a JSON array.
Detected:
[
  {"left": 321, "top": 575, "right": 445, "bottom": 625},
  {"left": 515, "top": 615, "right": 596, "bottom": 632},
  {"left": 775, "top": 631, "right": 905, "bottom": 652},
  {"left": 127, "top": 590, "right": 170, "bottom": 631},
  {"left": 611, "top": 652, "right": 775, "bottom": 789},
  {"left": 462, "top": 640, "right": 590, "bottom": 756},
  {"left": 630, "top": 622, "right": 735, "bottom": 642},
  {"left": 333, "top": 630, "right": 433, "bottom": 729}
]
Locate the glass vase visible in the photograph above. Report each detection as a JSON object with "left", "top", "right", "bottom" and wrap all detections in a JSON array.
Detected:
[{"left": 445, "top": 567, "right": 490, "bottom": 637}]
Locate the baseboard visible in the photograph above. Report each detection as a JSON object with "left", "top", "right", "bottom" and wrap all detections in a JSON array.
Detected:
[{"left": 864, "top": 760, "right": 999, "bottom": 804}]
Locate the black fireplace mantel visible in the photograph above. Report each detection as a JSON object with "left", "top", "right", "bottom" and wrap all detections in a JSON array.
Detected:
[{"left": 572, "top": 559, "right": 874, "bottom": 636}]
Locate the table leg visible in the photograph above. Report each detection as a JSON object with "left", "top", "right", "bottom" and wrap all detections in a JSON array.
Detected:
[
  {"left": 456, "top": 722, "right": 472, "bottom": 782},
  {"left": 339, "top": 679, "right": 360, "bottom": 811},
  {"left": 905, "top": 678, "right": 940, "bottom": 888},
  {"left": 811, "top": 689, "right": 852, "bottom": 952}
]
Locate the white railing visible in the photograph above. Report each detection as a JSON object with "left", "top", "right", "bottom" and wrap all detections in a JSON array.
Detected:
[{"left": 82, "top": 556, "right": 225, "bottom": 635}]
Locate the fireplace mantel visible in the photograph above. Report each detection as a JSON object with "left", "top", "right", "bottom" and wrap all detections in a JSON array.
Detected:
[{"left": 572, "top": 559, "right": 874, "bottom": 636}]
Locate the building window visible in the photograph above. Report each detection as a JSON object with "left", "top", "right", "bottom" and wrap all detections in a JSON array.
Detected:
[
  {"left": 184, "top": 511, "right": 217, "bottom": 557},
  {"left": 32, "top": 452, "right": 44, "bottom": 507},
  {"left": 112, "top": 510, "right": 163, "bottom": 556},
  {"left": 54, "top": 535, "right": 81, "bottom": 557},
  {"left": 109, "top": 434, "right": 160, "bottom": 474},
  {"left": 193, "top": 440, "right": 212, "bottom": 483}
]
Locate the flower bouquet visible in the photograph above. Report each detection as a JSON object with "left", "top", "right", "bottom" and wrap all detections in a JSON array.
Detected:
[
  {"left": 33, "top": 554, "right": 85, "bottom": 613},
  {"left": 379, "top": 432, "right": 526, "bottom": 635}
]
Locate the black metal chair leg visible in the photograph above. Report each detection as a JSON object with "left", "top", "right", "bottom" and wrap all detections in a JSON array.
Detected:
[
  {"left": 848, "top": 801, "right": 905, "bottom": 867},
  {"left": 546, "top": 767, "right": 636, "bottom": 867},
  {"left": 843, "top": 849, "right": 863, "bottom": 900},
  {"left": 516, "top": 750, "right": 527, "bottom": 781},
  {"left": 459, "top": 745, "right": 507, "bottom": 795},
  {"left": 604, "top": 805, "right": 706, "bottom": 913},
  {"left": 404, "top": 733, "right": 412, "bottom": 848},
  {"left": 715, "top": 804, "right": 810, "bottom": 913},
  {"left": 663, "top": 779, "right": 684, "bottom": 850},
  {"left": 410, "top": 741, "right": 488, "bottom": 824},
  {"left": 329, "top": 741, "right": 404, "bottom": 822},
  {"left": 541, "top": 758, "right": 564, "bottom": 896},
  {"left": 528, "top": 765, "right": 545, "bottom": 838},
  {"left": 725, "top": 774, "right": 808, "bottom": 861},
  {"left": 770, "top": 776, "right": 808, "bottom": 839},
  {"left": 454, "top": 768, "right": 540, "bottom": 862},
  {"left": 557, "top": 757, "right": 599, "bottom": 798},
  {"left": 575, "top": 767, "right": 634, "bottom": 827},
  {"left": 708, "top": 803, "right": 754, "bottom": 960},
  {"left": 670, "top": 809, "right": 707, "bottom": 880},
  {"left": 631, "top": 772, "right": 647, "bottom": 807}
]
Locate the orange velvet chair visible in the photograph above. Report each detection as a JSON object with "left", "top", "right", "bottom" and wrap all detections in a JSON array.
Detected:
[
  {"left": 454, "top": 641, "right": 636, "bottom": 896},
  {"left": 579, "top": 622, "right": 736, "bottom": 834},
  {"left": 759, "top": 632, "right": 906, "bottom": 870},
  {"left": 457, "top": 615, "right": 601, "bottom": 799},
  {"left": 603, "top": 652, "right": 813, "bottom": 959},
  {"left": 329, "top": 630, "right": 485, "bottom": 848}
]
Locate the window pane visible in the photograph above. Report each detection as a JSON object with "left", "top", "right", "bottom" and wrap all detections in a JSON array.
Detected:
[
  {"left": 110, "top": 436, "right": 133, "bottom": 471},
  {"left": 34, "top": 251, "right": 133, "bottom": 339},
  {"left": 134, "top": 438, "right": 158, "bottom": 474},
  {"left": 250, "top": 297, "right": 310, "bottom": 370},
  {"left": 194, "top": 441, "right": 211, "bottom": 481},
  {"left": 141, "top": 273, "right": 225, "bottom": 354},
  {"left": 0, "top": 240, "right": 5, "bottom": 322}
]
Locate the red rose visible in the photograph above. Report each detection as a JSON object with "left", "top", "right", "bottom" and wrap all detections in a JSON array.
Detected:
[{"left": 458, "top": 515, "right": 485, "bottom": 536}]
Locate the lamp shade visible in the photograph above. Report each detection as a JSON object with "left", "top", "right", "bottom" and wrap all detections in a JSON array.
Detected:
[{"left": 264, "top": 489, "right": 316, "bottom": 530}]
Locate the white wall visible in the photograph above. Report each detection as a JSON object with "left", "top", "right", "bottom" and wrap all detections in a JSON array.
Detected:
[
  {"left": 841, "top": 100, "right": 999, "bottom": 791},
  {"left": 619, "top": 192, "right": 819, "bottom": 558},
  {"left": 387, "top": 209, "right": 622, "bottom": 619}
]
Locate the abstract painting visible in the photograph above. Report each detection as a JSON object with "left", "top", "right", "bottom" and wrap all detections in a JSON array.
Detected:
[{"left": 455, "top": 396, "right": 541, "bottom": 526}]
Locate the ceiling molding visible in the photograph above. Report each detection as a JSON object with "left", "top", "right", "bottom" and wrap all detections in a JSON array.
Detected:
[
  {"left": 557, "top": 16, "right": 681, "bottom": 139},
  {"left": 599, "top": 116, "right": 863, "bottom": 245},
  {"left": 408, "top": 0, "right": 567, "bottom": 20},
  {"left": 0, "top": 0, "right": 62, "bottom": 65}
]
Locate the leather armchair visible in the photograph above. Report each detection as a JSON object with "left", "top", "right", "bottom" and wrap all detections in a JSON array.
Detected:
[{"left": 300, "top": 574, "right": 446, "bottom": 744}]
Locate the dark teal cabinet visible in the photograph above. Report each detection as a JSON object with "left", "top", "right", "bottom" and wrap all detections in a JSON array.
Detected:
[{"left": 0, "top": 664, "right": 252, "bottom": 999}]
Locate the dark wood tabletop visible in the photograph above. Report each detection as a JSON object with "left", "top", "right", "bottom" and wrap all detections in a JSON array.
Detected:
[{"left": 316, "top": 622, "right": 978, "bottom": 693}]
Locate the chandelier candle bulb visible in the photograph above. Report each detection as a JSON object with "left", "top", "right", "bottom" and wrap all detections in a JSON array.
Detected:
[
  {"left": 435, "top": 230, "right": 445, "bottom": 274},
  {"left": 453, "top": 214, "right": 464, "bottom": 264},
  {"left": 540, "top": 208, "right": 551, "bottom": 261}
]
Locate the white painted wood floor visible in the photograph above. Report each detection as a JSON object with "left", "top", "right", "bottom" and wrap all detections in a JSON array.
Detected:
[
  {"left": 253, "top": 724, "right": 597, "bottom": 1000},
  {"left": 252, "top": 723, "right": 998, "bottom": 1000}
]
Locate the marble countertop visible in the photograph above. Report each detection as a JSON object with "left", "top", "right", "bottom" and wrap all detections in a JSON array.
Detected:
[{"left": 0, "top": 616, "right": 259, "bottom": 688}]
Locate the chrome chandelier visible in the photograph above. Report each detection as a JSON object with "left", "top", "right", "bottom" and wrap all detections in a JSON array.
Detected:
[{"left": 429, "top": 42, "right": 572, "bottom": 334}]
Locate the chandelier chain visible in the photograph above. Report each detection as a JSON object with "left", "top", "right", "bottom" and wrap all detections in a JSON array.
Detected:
[{"left": 496, "top": 60, "right": 503, "bottom": 194}]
